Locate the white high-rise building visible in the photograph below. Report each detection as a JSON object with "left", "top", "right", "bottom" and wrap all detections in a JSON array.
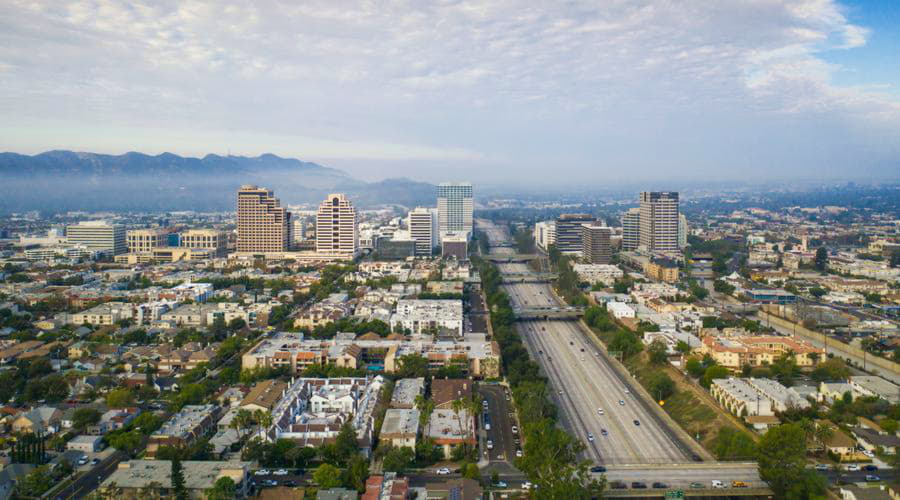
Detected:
[
  {"left": 316, "top": 193, "right": 358, "bottom": 259},
  {"left": 639, "top": 192, "right": 679, "bottom": 253},
  {"left": 437, "top": 182, "right": 473, "bottom": 239},
  {"left": 408, "top": 207, "right": 438, "bottom": 257},
  {"left": 678, "top": 213, "right": 688, "bottom": 249},
  {"left": 534, "top": 221, "right": 556, "bottom": 251},
  {"left": 621, "top": 208, "right": 641, "bottom": 252},
  {"left": 67, "top": 221, "right": 126, "bottom": 255},
  {"left": 291, "top": 216, "right": 306, "bottom": 244}
]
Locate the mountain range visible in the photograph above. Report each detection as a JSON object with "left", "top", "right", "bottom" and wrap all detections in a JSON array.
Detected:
[{"left": 0, "top": 150, "right": 436, "bottom": 212}]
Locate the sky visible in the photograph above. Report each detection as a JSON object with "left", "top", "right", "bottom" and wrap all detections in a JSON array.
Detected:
[{"left": 1, "top": 0, "right": 898, "bottom": 187}]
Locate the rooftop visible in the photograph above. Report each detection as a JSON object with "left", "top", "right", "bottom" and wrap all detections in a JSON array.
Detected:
[{"left": 101, "top": 460, "right": 251, "bottom": 490}]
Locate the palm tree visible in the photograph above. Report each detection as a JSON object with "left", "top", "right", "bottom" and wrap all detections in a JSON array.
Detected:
[
  {"left": 255, "top": 410, "right": 273, "bottom": 442},
  {"left": 415, "top": 394, "right": 434, "bottom": 427}
]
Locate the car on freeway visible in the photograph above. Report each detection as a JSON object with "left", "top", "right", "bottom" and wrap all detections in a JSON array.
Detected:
[
  {"left": 538, "top": 350, "right": 543, "bottom": 354},
  {"left": 597, "top": 408, "right": 604, "bottom": 415},
  {"left": 600, "top": 429, "right": 608, "bottom": 436},
  {"left": 732, "top": 481, "right": 748, "bottom": 488},
  {"left": 558, "top": 390, "right": 563, "bottom": 395},
  {"left": 609, "top": 481, "right": 627, "bottom": 489},
  {"left": 618, "top": 400, "right": 625, "bottom": 406},
  {"left": 689, "top": 482, "right": 704, "bottom": 489},
  {"left": 263, "top": 480, "right": 278, "bottom": 487},
  {"left": 587, "top": 433, "right": 594, "bottom": 442},
  {"left": 711, "top": 480, "right": 725, "bottom": 488},
  {"left": 864, "top": 465, "right": 878, "bottom": 472},
  {"left": 814, "top": 464, "right": 829, "bottom": 471},
  {"left": 631, "top": 482, "right": 647, "bottom": 489},
  {"left": 512, "top": 425, "right": 518, "bottom": 434},
  {"left": 847, "top": 464, "right": 860, "bottom": 471},
  {"left": 436, "top": 467, "right": 452, "bottom": 475},
  {"left": 653, "top": 482, "right": 668, "bottom": 489},
  {"left": 493, "top": 481, "right": 508, "bottom": 488},
  {"left": 255, "top": 469, "right": 270, "bottom": 476},
  {"left": 590, "top": 466, "right": 606, "bottom": 473},
  {"left": 580, "top": 348, "right": 585, "bottom": 352},
  {"left": 866, "top": 475, "right": 881, "bottom": 482},
  {"left": 569, "top": 341, "right": 574, "bottom": 345},
  {"left": 633, "top": 419, "right": 640, "bottom": 426},
  {"left": 624, "top": 389, "right": 630, "bottom": 394}
]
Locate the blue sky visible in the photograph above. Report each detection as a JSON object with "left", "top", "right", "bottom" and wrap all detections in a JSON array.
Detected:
[{"left": 0, "top": 0, "right": 898, "bottom": 186}]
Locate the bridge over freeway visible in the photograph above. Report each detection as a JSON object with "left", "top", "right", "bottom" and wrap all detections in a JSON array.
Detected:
[
  {"left": 500, "top": 272, "right": 558, "bottom": 283},
  {"left": 484, "top": 253, "right": 542, "bottom": 263},
  {"left": 513, "top": 306, "right": 584, "bottom": 320}
]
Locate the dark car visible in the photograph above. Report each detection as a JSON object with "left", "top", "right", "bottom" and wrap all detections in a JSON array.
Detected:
[
  {"left": 631, "top": 482, "right": 647, "bottom": 489},
  {"left": 590, "top": 466, "right": 606, "bottom": 473},
  {"left": 864, "top": 465, "right": 879, "bottom": 472},
  {"left": 284, "top": 480, "right": 297, "bottom": 487},
  {"left": 652, "top": 482, "right": 668, "bottom": 489},
  {"left": 633, "top": 419, "right": 640, "bottom": 426},
  {"left": 610, "top": 481, "right": 627, "bottom": 489}
]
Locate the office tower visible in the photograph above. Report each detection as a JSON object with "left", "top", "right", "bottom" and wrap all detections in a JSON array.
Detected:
[
  {"left": 126, "top": 229, "right": 167, "bottom": 254},
  {"left": 555, "top": 214, "right": 596, "bottom": 254},
  {"left": 316, "top": 193, "right": 358, "bottom": 258},
  {"left": 180, "top": 229, "right": 227, "bottom": 256},
  {"left": 534, "top": 221, "right": 556, "bottom": 251},
  {"left": 622, "top": 208, "right": 641, "bottom": 252},
  {"left": 581, "top": 223, "right": 612, "bottom": 264},
  {"left": 437, "top": 182, "right": 473, "bottom": 238},
  {"left": 67, "top": 221, "right": 126, "bottom": 255},
  {"left": 408, "top": 207, "right": 438, "bottom": 257},
  {"left": 291, "top": 216, "right": 306, "bottom": 244},
  {"left": 236, "top": 185, "right": 291, "bottom": 253},
  {"left": 678, "top": 214, "right": 688, "bottom": 249},
  {"left": 639, "top": 192, "right": 679, "bottom": 252}
]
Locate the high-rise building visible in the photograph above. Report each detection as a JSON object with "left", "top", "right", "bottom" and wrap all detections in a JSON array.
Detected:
[
  {"left": 639, "top": 192, "right": 679, "bottom": 253},
  {"left": 67, "top": 221, "right": 126, "bottom": 255},
  {"left": 291, "top": 216, "right": 306, "bottom": 245},
  {"left": 437, "top": 182, "right": 473, "bottom": 239},
  {"left": 408, "top": 207, "right": 438, "bottom": 257},
  {"left": 678, "top": 213, "right": 688, "bottom": 249},
  {"left": 180, "top": 229, "right": 227, "bottom": 256},
  {"left": 127, "top": 229, "right": 168, "bottom": 254},
  {"left": 581, "top": 223, "right": 612, "bottom": 264},
  {"left": 555, "top": 214, "right": 595, "bottom": 254},
  {"left": 316, "top": 193, "right": 358, "bottom": 258},
  {"left": 236, "top": 185, "right": 291, "bottom": 253},
  {"left": 622, "top": 208, "right": 640, "bottom": 251},
  {"left": 534, "top": 221, "right": 556, "bottom": 251}
]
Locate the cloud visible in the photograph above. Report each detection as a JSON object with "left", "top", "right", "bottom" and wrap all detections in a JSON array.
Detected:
[{"left": 0, "top": 0, "right": 897, "bottom": 183}]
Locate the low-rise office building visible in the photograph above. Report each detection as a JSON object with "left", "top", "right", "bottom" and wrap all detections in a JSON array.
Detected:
[{"left": 100, "top": 460, "right": 252, "bottom": 499}]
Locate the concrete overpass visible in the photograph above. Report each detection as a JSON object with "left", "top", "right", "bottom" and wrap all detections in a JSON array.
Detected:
[
  {"left": 500, "top": 272, "right": 557, "bottom": 283},
  {"left": 605, "top": 487, "right": 771, "bottom": 498},
  {"left": 514, "top": 306, "right": 584, "bottom": 320},
  {"left": 484, "top": 253, "right": 542, "bottom": 263}
]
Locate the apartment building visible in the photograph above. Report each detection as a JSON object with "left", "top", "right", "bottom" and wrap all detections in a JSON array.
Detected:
[
  {"left": 699, "top": 333, "right": 824, "bottom": 369},
  {"left": 100, "top": 460, "right": 252, "bottom": 499},
  {"left": 381, "top": 408, "right": 420, "bottom": 448},
  {"left": 390, "top": 299, "right": 463, "bottom": 336},
  {"left": 236, "top": 185, "right": 291, "bottom": 253},
  {"left": 572, "top": 264, "right": 622, "bottom": 285},
  {"left": 146, "top": 404, "right": 220, "bottom": 458},
  {"left": 316, "top": 193, "right": 359, "bottom": 259},
  {"left": 639, "top": 192, "right": 679, "bottom": 253},
  {"left": 71, "top": 302, "right": 134, "bottom": 326}
]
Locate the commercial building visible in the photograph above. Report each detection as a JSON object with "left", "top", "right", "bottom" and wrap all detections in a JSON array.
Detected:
[
  {"left": 533, "top": 221, "right": 556, "bottom": 251},
  {"left": 316, "top": 193, "right": 359, "bottom": 259},
  {"left": 180, "top": 229, "right": 227, "bottom": 256},
  {"left": 639, "top": 192, "right": 679, "bottom": 253},
  {"left": 437, "top": 182, "right": 473, "bottom": 238},
  {"left": 236, "top": 185, "right": 291, "bottom": 253},
  {"left": 66, "top": 221, "right": 126, "bottom": 255},
  {"left": 621, "top": 208, "right": 640, "bottom": 251},
  {"left": 100, "top": 460, "right": 252, "bottom": 499},
  {"left": 555, "top": 214, "right": 595, "bottom": 254},
  {"left": 126, "top": 229, "right": 167, "bottom": 253},
  {"left": 440, "top": 232, "right": 468, "bottom": 260},
  {"left": 581, "top": 223, "right": 612, "bottom": 264},
  {"left": 408, "top": 207, "right": 439, "bottom": 257}
]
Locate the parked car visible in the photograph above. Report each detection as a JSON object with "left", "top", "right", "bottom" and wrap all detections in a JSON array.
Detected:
[
  {"left": 273, "top": 469, "right": 289, "bottom": 476},
  {"left": 653, "top": 482, "right": 668, "bottom": 489},
  {"left": 847, "top": 464, "right": 860, "bottom": 471},
  {"left": 689, "top": 482, "right": 704, "bottom": 489},
  {"left": 493, "top": 481, "right": 508, "bottom": 488},
  {"left": 864, "top": 465, "right": 879, "bottom": 472},
  {"left": 732, "top": 481, "right": 748, "bottom": 488},
  {"left": 865, "top": 475, "right": 880, "bottom": 482},
  {"left": 814, "top": 464, "right": 828, "bottom": 471},
  {"left": 522, "top": 482, "right": 534, "bottom": 490},
  {"left": 631, "top": 482, "right": 647, "bottom": 489},
  {"left": 515, "top": 449, "right": 522, "bottom": 458},
  {"left": 610, "top": 481, "right": 627, "bottom": 489},
  {"left": 436, "top": 467, "right": 452, "bottom": 475},
  {"left": 255, "top": 469, "right": 270, "bottom": 476},
  {"left": 590, "top": 466, "right": 606, "bottom": 473},
  {"left": 711, "top": 480, "right": 725, "bottom": 488},
  {"left": 90, "top": 458, "right": 100, "bottom": 465}
]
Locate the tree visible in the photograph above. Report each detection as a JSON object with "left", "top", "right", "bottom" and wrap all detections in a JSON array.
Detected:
[
  {"left": 334, "top": 421, "right": 358, "bottom": 464},
  {"left": 107, "top": 429, "right": 143, "bottom": 456},
  {"left": 205, "top": 476, "right": 235, "bottom": 500},
  {"left": 646, "top": 372, "right": 676, "bottom": 401},
  {"left": 314, "top": 463, "right": 343, "bottom": 489},
  {"left": 647, "top": 340, "right": 669, "bottom": 364},
  {"left": 171, "top": 456, "right": 187, "bottom": 500},
  {"left": 518, "top": 419, "right": 606, "bottom": 498},
  {"left": 382, "top": 446, "right": 415, "bottom": 474},
  {"left": 107, "top": 388, "right": 135, "bottom": 408},
  {"left": 72, "top": 407, "right": 102, "bottom": 432},
  {"left": 462, "top": 462, "right": 480, "bottom": 480},
  {"left": 254, "top": 410, "right": 273, "bottom": 441},
  {"left": 700, "top": 365, "right": 729, "bottom": 388},
  {"left": 343, "top": 454, "right": 369, "bottom": 492},
  {"left": 675, "top": 341, "right": 692, "bottom": 356},
  {"left": 396, "top": 354, "right": 429, "bottom": 378},
  {"left": 811, "top": 358, "right": 849, "bottom": 382},
  {"left": 685, "top": 358, "right": 705, "bottom": 378},
  {"left": 814, "top": 247, "right": 828, "bottom": 272},
  {"left": 757, "top": 423, "right": 807, "bottom": 498},
  {"left": 17, "top": 465, "right": 52, "bottom": 497}
]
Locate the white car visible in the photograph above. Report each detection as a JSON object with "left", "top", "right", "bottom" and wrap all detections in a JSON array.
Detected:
[
  {"left": 487, "top": 440, "right": 494, "bottom": 450},
  {"left": 273, "top": 469, "right": 289, "bottom": 476},
  {"left": 597, "top": 408, "right": 604, "bottom": 415},
  {"left": 847, "top": 464, "right": 860, "bottom": 471},
  {"left": 522, "top": 482, "right": 534, "bottom": 490},
  {"left": 255, "top": 469, "right": 270, "bottom": 476},
  {"left": 511, "top": 426, "right": 518, "bottom": 434},
  {"left": 862, "top": 450, "right": 875, "bottom": 458},
  {"left": 624, "top": 389, "right": 630, "bottom": 395},
  {"left": 587, "top": 433, "right": 594, "bottom": 442},
  {"left": 516, "top": 449, "right": 523, "bottom": 458},
  {"left": 436, "top": 467, "right": 452, "bottom": 475}
]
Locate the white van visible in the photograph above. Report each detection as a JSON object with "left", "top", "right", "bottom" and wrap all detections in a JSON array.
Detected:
[{"left": 711, "top": 480, "right": 725, "bottom": 488}]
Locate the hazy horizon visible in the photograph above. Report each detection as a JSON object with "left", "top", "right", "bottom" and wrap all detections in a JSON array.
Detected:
[{"left": 2, "top": 1, "right": 899, "bottom": 185}]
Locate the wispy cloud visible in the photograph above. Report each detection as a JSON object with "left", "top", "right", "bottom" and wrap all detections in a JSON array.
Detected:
[{"left": 0, "top": 0, "right": 897, "bottom": 182}]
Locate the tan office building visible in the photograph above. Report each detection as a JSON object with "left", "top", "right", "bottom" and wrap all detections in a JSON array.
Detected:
[
  {"left": 180, "top": 229, "right": 227, "bottom": 256},
  {"left": 236, "top": 185, "right": 290, "bottom": 253},
  {"left": 316, "top": 193, "right": 358, "bottom": 259},
  {"left": 126, "top": 229, "right": 168, "bottom": 253},
  {"left": 639, "top": 191, "right": 679, "bottom": 253}
]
